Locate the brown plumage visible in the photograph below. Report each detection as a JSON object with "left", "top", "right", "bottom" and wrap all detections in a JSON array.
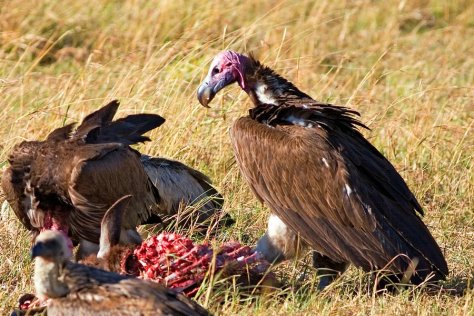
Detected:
[
  {"left": 2, "top": 100, "right": 163, "bottom": 257},
  {"left": 30, "top": 230, "right": 210, "bottom": 316},
  {"left": 197, "top": 51, "right": 448, "bottom": 287},
  {"left": 2, "top": 101, "right": 229, "bottom": 258}
]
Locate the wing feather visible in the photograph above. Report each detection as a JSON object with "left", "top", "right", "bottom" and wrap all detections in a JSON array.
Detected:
[
  {"left": 68, "top": 145, "right": 158, "bottom": 242},
  {"left": 231, "top": 117, "right": 447, "bottom": 278},
  {"left": 140, "top": 156, "right": 225, "bottom": 227}
]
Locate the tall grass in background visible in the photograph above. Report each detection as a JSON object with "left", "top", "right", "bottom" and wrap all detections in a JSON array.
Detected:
[{"left": 0, "top": 0, "right": 472, "bottom": 314}]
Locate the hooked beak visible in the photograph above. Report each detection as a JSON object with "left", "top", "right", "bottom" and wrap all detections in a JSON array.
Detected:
[
  {"left": 31, "top": 242, "right": 45, "bottom": 259},
  {"left": 197, "top": 70, "right": 237, "bottom": 107},
  {"left": 197, "top": 82, "right": 214, "bottom": 108}
]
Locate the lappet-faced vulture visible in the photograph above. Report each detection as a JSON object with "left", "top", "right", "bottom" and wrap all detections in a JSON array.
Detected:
[
  {"left": 197, "top": 51, "right": 448, "bottom": 287},
  {"left": 2, "top": 100, "right": 225, "bottom": 259},
  {"left": 27, "top": 229, "right": 210, "bottom": 316}
]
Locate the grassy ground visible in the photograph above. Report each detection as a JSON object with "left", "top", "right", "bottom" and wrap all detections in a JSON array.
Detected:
[{"left": 0, "top": 0, "right": 473, "bottom": 314}]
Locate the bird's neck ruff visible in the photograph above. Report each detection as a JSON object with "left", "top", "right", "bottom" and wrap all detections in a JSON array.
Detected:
[
  {"left": 240, "top": 55, "right": 312, "bottom": 107},
  {"left": 239, "top": 56, "right": 367, "bottom": 131}
]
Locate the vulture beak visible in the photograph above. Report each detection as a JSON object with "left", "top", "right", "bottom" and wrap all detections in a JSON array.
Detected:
[
  {"left": 197, "top": 82, "right": 214, "bottom": 108},
  {"left": 197, "top": 69, "right": 237, "bottom": 108},
  {"left": 31, "top": 242, "right": 46, "bottom": 259}
]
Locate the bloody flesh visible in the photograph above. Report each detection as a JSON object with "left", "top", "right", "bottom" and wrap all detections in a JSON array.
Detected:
[{"left": 131, "top": 233, "right": 273, "bottom": 296}]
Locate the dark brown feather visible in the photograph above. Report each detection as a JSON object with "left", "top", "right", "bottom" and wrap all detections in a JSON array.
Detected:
[
  {"left": 229, "top": 58, "right": 447, "bottom": 282},
  {"left": 46, "top": 123, "right": 77, "bottom": 142},
  {"left": 72, "top": 100, "right": 120, "bottom": 141},
  {"left": 85, "top": 114, "right": 166, "bottom": 145},
  {"left": 2, "top": 101, "right": 162, "bottom": 248}
]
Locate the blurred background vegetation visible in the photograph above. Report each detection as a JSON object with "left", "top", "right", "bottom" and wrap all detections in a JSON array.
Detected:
[{"left": 0, "top": 0, "right": 473, "bottom": 314}]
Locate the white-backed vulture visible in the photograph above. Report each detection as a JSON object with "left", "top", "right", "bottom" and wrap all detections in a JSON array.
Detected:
[
  {"left": 197, "top": 51, "right": 448, "bottom": 287},
  {"left": 28, "top": 229, "right": 210, "bottom": 316}
]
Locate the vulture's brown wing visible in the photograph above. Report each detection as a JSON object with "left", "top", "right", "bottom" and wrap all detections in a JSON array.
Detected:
[
  {"left": 46, "top": 123, "right": 77, "bottom": 142},
  {"left": 72, "top": 100, "right": 120, "bottom": 141},
  {"left": 73, "top": 99, "right": 165, "bottom": 146},
  {"left": 68, "top": 144, "right": 158, "bottom": 243},
  {"left": 230, "top": 117, "right": 447, "bottom": 279},
  {"left": 89, "top": 114, "right": 165, "bottom": 145},
  {"left": 54, "top": 263, "right": 210, "bottom": 316},
  {"left": 48, "top": 281, "right": 210, "bottom": 316}
]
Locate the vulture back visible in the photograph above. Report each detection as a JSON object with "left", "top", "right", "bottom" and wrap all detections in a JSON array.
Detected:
[{"left": 1, "top": 100, "right": 165, "bottom": 252}]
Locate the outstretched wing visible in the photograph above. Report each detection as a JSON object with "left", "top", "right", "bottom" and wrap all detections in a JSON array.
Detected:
[{"left": 231, "top": 116, "right": 447, "bottom": 281}]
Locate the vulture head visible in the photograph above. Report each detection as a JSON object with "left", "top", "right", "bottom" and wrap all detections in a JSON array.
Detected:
[
  {"left": 31, "top": 230, "right": 72, "bottom": 263},
  {"left": 197, "top": 51, "right": 251, "bottom": 107},
  {"left": 32, "top": 230, "right": 71, "bottom": 299},
  {"left": 197, "top": 50, "right": 304, "bottom": 107}
]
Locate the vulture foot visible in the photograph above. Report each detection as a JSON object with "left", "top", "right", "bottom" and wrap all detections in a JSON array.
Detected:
[{"left": 312, "top": 252, "right": 349, "bottom": 290}]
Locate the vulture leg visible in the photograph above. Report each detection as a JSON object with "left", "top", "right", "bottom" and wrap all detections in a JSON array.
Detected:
[
  {"left": 255, "top": 214, "right": 301, "bottom": 263},
  {"left": 312, "top": 252, "right": 349, "bottom": 290}
]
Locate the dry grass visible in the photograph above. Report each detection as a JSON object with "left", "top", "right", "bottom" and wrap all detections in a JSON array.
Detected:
[{"left": 0, "top": 0, "right": 473, "bottom": 314}]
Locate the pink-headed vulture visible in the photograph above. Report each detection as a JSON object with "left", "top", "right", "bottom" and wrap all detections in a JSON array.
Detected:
[{"left": 197, "top": 51, "right": 448, "bottom": 287}]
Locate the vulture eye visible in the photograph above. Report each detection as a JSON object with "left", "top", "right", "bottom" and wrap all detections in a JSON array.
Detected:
[{"left": 212, "top": 67, "right": 220, "bottom": 75}]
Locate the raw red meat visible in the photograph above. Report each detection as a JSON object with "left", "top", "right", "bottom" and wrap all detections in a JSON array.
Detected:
[{"left": 129, "top": 233, "right": 274, "bottom": 296}]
